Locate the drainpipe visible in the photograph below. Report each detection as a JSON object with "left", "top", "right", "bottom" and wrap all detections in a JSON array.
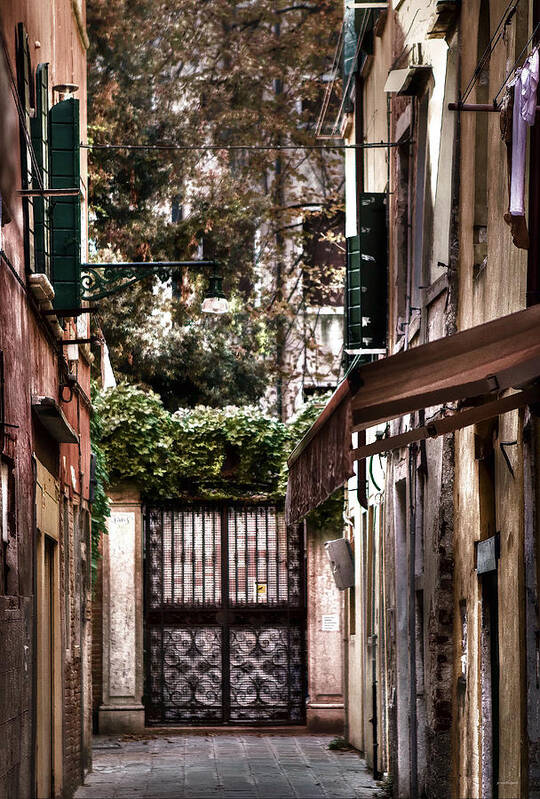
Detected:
[
  {"left": 31, "top": 454, "right": 38, "bottom": 796},
  {"left": 527, "top": 1, "right": 540, "bottom": 307},
  {"left": 343, "top": 581, "right": 350, "bottom": 743},
  {"left": 405, "top": 100, "right": 416, "bottom": 351},
  {"left": 371, "top": 509, "right": 380, "bottom": 779},
  {"left": 408, "top": 444, "right": 418, "bottom": 798}
]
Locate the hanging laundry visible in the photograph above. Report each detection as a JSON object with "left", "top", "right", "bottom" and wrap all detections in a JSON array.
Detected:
[
  {"left": 503, "top": 46, "right": 539, "bottom": 249},
  {"left": 501, "top": 84, "right": 529, "bottom": 249}
]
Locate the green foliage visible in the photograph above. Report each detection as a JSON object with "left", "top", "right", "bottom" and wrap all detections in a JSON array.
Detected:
[
  {"left": 94, "top": 383, "right": 287, "bottom": 499},
  {"left": 96, "top": 294, "right": 268, "bottom": 411},
  {"left": 90, "top": 390, "right": 111, "bottom": 585},
  {"left": 327, "top": 737, "right": 350, "bottom": 751},
  {"left": 86, "top": 0, "right": 344, "bottom": 407},
  {"left": 93, "top": 384, "right": 343, "bottom": 512}
]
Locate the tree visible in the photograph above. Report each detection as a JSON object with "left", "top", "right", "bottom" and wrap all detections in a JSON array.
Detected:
[{"left": 87, "top": 0, "right": 344, "bottom": 409}]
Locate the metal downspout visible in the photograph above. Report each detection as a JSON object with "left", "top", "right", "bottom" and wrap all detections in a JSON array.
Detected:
[
  {"left": 408, "top": 445, "right": 418, "bottom": 798},
  {"left": 371, "top": 507, "right": 380, "bottom": 779},
  {"left": 31, "top": 454, "right": 38, "bottom": 797}
]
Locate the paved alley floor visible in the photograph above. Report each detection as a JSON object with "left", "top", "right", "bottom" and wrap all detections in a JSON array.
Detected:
[{"left": 75, "top": 733, "right": 383, "bottom": 799}]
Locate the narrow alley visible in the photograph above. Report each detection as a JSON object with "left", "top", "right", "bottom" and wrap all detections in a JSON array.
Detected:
[{"left": 75, "top": 733, "right": 383, "bottom": 799}]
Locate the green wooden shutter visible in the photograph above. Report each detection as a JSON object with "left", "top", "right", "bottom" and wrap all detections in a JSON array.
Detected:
[
  {"left": 49, "top": 98, "right": 81, "bottom": 308},
  {"left": 346, "top": 193, "right": 387, "bottom": 355},
  {"left": 31, "top": 64, "right": 50, "bottom": 277},
  {"left": 16, "top": 23, "right": 35, "bottom": 270}
]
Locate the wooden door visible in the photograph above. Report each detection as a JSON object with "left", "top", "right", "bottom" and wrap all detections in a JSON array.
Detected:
[{"left": 36, "top": 536, "right": 54, "bottom": 798}]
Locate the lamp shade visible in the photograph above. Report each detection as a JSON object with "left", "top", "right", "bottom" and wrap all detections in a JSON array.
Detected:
[{"left": 202, "top": 273, "right": 229, "bottom": 314}]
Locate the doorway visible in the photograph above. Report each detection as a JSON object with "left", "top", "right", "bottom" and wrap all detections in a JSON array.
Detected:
[{"left": 36, "top": 535, "right": 55, "bottom": 798}]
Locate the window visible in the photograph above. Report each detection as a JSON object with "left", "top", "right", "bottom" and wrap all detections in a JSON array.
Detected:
[
  {"left": 16, "top": 22, "right": 35, "bottom": 271},
  {"left": 31, "top": 63, "right": 51, "bottom": 278},
  {"left": 0, "top": 457, "right": 16, "bottom": 595}
]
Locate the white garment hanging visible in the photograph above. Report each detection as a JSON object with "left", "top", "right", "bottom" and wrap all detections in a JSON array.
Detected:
[{"left": 510, "top": 47, "right": 540, "bottom": 216}]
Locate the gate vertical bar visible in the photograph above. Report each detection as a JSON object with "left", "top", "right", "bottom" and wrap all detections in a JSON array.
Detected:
[
  {"left": 171, "top": 510, "right": 175, "bottom": 604},
  {"left": 245, "top": 506, "right": 249, "bottom": 604},
  {"left": 160, "top": 508, "right": 165, "bottom": 721},
  {"left": 300, "top": 521, "right": 308, "bottom": 723},
  {"left": 202, "top": 508, "right": 206, "bottom": 604},
  {"left": 234, "top": 510, "right": 238, "bottom": 605},
  {"left": 265, "top": 507, "right": 270, "bottom": 601},
  {"left": 192, "top": 507, "right": 196, "bottom": 604},
  {"left": 181, "top": 510, "right": 185, "bottom": 605},
  {"left": 276, "top": 504, "right": 280, "bottom": 602},
  {"left": 212, "top": 510, "right": 216, "bottom": 605},
  {"left": 255, "top": 508, "right": 259, "bottom": 604},
  {"left": 221, "top": 505, "right": 230, "bottom": 722},
  {"left": 143, "top": 507, "right": 149, "bottom": 724}
]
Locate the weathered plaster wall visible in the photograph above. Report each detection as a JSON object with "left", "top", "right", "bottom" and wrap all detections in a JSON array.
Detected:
[
  {"left": 306, "top": 523, "right": 345, "bottom": 733},
  {"left": 453, "top": 1, "right": 531, "bottom": 796}
]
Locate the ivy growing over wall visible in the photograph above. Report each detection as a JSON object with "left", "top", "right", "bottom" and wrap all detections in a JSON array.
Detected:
[
  {"left": 92, "top": 383, "right": 328, "bottom": 501},
  {"left": 90, "top": 389, "right": 111, "bottom": 585}
]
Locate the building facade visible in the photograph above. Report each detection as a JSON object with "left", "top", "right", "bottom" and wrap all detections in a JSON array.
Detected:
[
  {"left": 0, "top": 2, "right": 92, "bottom": 797},
  {"left": 286, "top": 1, "right": 540, "bottom": 797}
]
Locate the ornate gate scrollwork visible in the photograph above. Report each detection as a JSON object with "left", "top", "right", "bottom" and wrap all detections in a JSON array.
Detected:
[{"left": 145, "top": 503, "right": 306, "bottom": 725}]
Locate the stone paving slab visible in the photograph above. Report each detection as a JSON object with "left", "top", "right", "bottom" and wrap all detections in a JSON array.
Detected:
[{"left": 75, "top": 733, "right": 383, "bottom": 799}]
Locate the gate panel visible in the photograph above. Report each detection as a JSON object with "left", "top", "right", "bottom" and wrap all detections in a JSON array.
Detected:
[
  {"left": 148, "top": 626, "right": 222, "bottom": 724},
  {"left": 229, "top": 625, "right": 304, "bottom": 722},
  {"left": 145, "top": 503, "right": 306, "bottom": 725}
]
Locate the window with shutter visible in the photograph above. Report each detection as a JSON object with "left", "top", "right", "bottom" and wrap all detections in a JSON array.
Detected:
[
  {"left": 16, "top": 23, "right": 35, "bottom": 271},
  {"left": 49, "top": 98, "right": 81, "bottom": 308},
  {"left": 31, "top": 64, "right": 51, "bottom": 278},
  {"left": 345, "top": 193, "right": 387, "bottom": 358}
]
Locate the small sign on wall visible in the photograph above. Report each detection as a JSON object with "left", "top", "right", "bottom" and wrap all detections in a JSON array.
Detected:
[
  {"left": 251, "top": 582, "right": 268, "bottom": 602},
  {"left": 321, "top": 613, "right": 340, "bottom": 632}
]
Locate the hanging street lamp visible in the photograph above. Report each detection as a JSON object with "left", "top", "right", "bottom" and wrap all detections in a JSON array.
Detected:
[
  {"left": 80, "top": 259, "right": 229, "bottom": 312},
  {"left": 201, "top": 270, "right": 229, "bottom": 314}
]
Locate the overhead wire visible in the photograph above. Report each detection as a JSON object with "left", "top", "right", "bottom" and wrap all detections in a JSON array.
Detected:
[
  {"left": 493, "top": 21, "right": 540, "bottom": 105},
  {"left": 461, "top": 0, "right": 522, "bottom": 105},
  {"left": 82, "top": 141, "right": 399, "bottom": 151}
]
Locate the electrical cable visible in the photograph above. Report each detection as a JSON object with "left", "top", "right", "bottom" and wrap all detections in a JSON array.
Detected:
[
  {"left": 82, "top": 141, "right": 400, "bottom": 151},
  {"left": 369, "top": 455, "right": 382, "bottom": 493},
  {"left": 461, "top": 0, "right": 522, "bottom": 105},
  {"left": 493, "top": 22, "right": 540, "bottom": 105}
]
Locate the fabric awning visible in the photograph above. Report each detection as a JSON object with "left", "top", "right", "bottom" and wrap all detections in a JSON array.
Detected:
[
  {"left": 286, "top": 305, "right": 540, "bottom": 525},
  {"left": 285, "top": 380, "right": 355, "bottom": 526}
]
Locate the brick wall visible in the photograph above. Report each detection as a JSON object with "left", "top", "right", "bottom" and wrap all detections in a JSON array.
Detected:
[{"left": 0, "top": 597, "right": 33, "bottom": 799}]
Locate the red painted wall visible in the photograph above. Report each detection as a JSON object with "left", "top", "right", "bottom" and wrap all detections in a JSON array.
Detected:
[{"left": 0, "top": 2, "right": 90, "bottom": 796}]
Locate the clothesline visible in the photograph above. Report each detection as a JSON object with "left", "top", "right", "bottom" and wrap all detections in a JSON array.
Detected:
[
  {"left": 461, "top": 0, "right": 522, "bottom": 105},
  {"left": 493, "top": 22, "right": 540, "bottom": 106}
]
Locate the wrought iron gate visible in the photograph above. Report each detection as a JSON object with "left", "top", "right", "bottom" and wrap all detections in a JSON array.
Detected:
[{"left": 144, "top": 503, "right": 306, "bottom": 725}]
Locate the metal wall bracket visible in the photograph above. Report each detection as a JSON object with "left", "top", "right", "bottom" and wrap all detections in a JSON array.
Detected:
[{"left": 80, "top": 260, "right": 217, "bottom": 301}]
